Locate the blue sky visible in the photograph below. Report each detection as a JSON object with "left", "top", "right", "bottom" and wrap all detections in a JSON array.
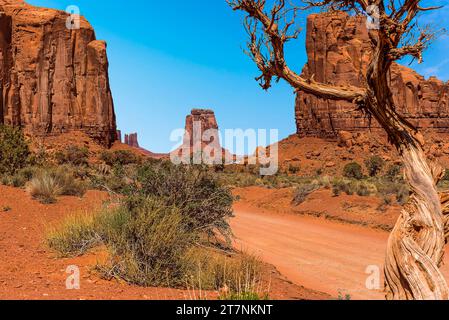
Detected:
[{"left": 27, "top": 0, "right": 449, "bottom": 153}]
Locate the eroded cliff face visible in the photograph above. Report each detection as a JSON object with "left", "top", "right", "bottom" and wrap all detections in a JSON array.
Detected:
[
  {"left": 0, "top": 0, "right": 116, "bottom": 146},
  {"left": 296, "top": 11, "right": 449, "bottom": 138}
]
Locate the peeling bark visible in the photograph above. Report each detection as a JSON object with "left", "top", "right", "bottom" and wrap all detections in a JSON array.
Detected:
[{"left": 385, "top": 147, "right": 448, "bottom": 300}]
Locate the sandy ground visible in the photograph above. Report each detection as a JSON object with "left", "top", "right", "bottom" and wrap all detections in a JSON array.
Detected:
[
  {"left": 231, "top": 205, "right": 449, "bottom": 300},
  {"left": 234, "top": 186, "right": 401, "bottom": 231},
  {"left": 0, "top": 185, "right": 324, "bottom": 300}
]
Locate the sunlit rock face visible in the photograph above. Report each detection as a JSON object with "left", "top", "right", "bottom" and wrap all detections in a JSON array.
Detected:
[
  {"left": 0, "top": 0, "right": 117, "bottom": 146},
  {"left": 296, "top": 11, "right": 449, "bottom": 138}
]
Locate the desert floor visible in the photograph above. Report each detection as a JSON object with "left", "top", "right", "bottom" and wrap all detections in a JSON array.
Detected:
[
  {"left": 3, "top": 183, "right": 448, "bottom": 300},
  {"left": 232, "top": 190, "right": 449, "bottom": 300},
  {"left": 0, "top": 185, "right": 327, "bottom": 300}
]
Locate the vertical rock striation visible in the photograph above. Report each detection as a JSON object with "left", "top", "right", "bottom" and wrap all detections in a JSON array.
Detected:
[
  {"left": 0, "top": 0, "right": 116, "bottom": 146},
  {"left": 296, "top": 11, "right": 449, "bottom": 138}
]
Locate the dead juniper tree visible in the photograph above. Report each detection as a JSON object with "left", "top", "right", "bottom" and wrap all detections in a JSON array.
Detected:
[{"left": 227, "top": 0, "right": 449, "bottom": 300}]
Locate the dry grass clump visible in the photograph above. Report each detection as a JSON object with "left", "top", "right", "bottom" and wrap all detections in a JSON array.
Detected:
[
  {"left": 95, "top": 198, "right": 196, "bottom": 287},
  {"left": 28, "top": 167, "right": 87, "bottom": 204},
  {"left": 185, "top": 249, "right": 268, "bottom": 300},
  {"left": 46, "top": 212, "right": 101, "bottom": 257}
]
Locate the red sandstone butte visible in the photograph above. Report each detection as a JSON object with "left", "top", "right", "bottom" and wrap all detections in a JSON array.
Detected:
[
  {"left": 296, "top": 11, "right": 449, "bottom": 138},
  {"left": 124, "top": 133, "right": 139, "bottom": 148},
  {"left": 0, "top": 0, "right": 117, "bottom": 146},
  {"left": 183, "top": 109, "right": 221, "bottom": 151}
]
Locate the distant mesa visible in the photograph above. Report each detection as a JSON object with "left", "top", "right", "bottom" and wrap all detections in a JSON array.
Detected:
[
  {"left": 0, "top": 0, "right": 117, "bottom": 146},
  {"left": 115, "top": 130, "right": 166, "bottom": 159},
  {"left": 296, "top": 11, "right": 449, "bottom": 138}
]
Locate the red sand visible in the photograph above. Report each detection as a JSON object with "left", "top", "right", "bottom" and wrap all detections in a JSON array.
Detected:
[{"left": 232, "top": 195, "right": 449, "bottom": 300}]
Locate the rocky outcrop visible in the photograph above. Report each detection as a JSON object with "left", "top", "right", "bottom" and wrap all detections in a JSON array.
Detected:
[
  {"left": 0, "top": 0, "right": 116, "bottom": 146},
  {"left": 183, "top": 109, "right": 220, "bottom": 151},
  {"left": 124, "top": 133, "right": 139, "bottom": 148},
  {"left": 295, "top": 11, "right": 449, "bottom": 138},
  {"left": 171, "top": 108, "right": 235, "bottom": 162}
]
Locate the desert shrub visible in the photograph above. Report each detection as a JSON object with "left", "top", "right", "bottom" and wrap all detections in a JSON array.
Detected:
[
  {"left": 28, "top": 171, "right": 62, "bottom": 204},
  {"left": 29, "top": 145, "right": 48, "bottom": 167},
  {"left": 365, "top": 156, "right": 385, "bottom": 177},
  {"left": 12, "top": 167, "right": 37, "bottom": 187},
  {"left": 55, "top": 146, "right": 89, "bottom": 167},
  {"left": 0, "top": 125, "right": 30, "bottom": 175},
  {"left": 385, "top": 164, "right": 403, "bottom": 181},
  {"left": 287, "top": 164, "right": 300, "bottom": 174},
  {"left": 332, "top": 186, "right": 341, "bottom": 197},
  {"left": 332, "top": 178, "right": 354, "bottom": 195},
  {"left": 1, "top": 166, "right": 37, "bottom": 188},
  {"left": 89, "top": 163, "right": 138, "bottom": 194},
  {"left": 96, "top": 198, "right": 197, "bottom": 287},
  {"left": 354, "top": 181, "right": 377, "bottom": 197},
  {"left": 46, "top": 213, "right": 101, "bottom": 257},
  {"left": 377, "top": 196, "right": 393, "bottom": 212},
  {"left": 292, "top": 183, "right": 318, "bottom": 206},
  {"left": 134, "top": 162, "right": 234, "bottom": 243},
  {"left": 375, "top": 179, "right": 409, "bottom": 204},
  {"left": 99, "top": 150, "right": 140, "bottom": 167},
  {"left": 28, "top": 167, "right": 87, "bottom": 204},
  {"left": 330, "top": 178, "right": 377, "bottom": 197},
  {"left": 343, "top": 162, "right": 363, "bottom": 180},
  {"left": 47, "top": 200, "right": 267, "bottom": 295}
]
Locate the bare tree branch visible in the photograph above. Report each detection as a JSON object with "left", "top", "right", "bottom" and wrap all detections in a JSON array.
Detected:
[{"left": 228, "top": 0, "right": 366, "bottom": 101}]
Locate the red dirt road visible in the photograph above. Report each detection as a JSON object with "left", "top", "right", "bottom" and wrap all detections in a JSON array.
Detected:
[{"left": 231, "top": 208, "right": 449, "bottom": 300}]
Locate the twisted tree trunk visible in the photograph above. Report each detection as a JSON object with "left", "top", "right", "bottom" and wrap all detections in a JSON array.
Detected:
[
  {"left": 366, "top": 39, "right": 449, "bottom": 300},
  {"left": 384, "top": 146, "right": 448, "bottom": 300}
]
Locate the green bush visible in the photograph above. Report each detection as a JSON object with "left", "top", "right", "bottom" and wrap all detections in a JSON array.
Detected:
[
  {"left": 55, "top": 146, "right": 89, "bottom": 167},
  {"left": 343, "top": 162, "right": 363, "bottom": 180},
  {"left": 365, "top": 156, "right": 385, "bottom": 177},
  {"left": 99, "top": 150, "right": 140, "bottom": 167},
  {"left": 0, "top": 125, "right": 30, "bottom": 175},
  {"left": 385, "top": 164, "right": 402, "bottom": 181},
  {"left": 46, "top": 198, "right": 197, "bottom": 287},
  {"left": 135, "top": 162, "right": 234, "bottom": 243}
]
